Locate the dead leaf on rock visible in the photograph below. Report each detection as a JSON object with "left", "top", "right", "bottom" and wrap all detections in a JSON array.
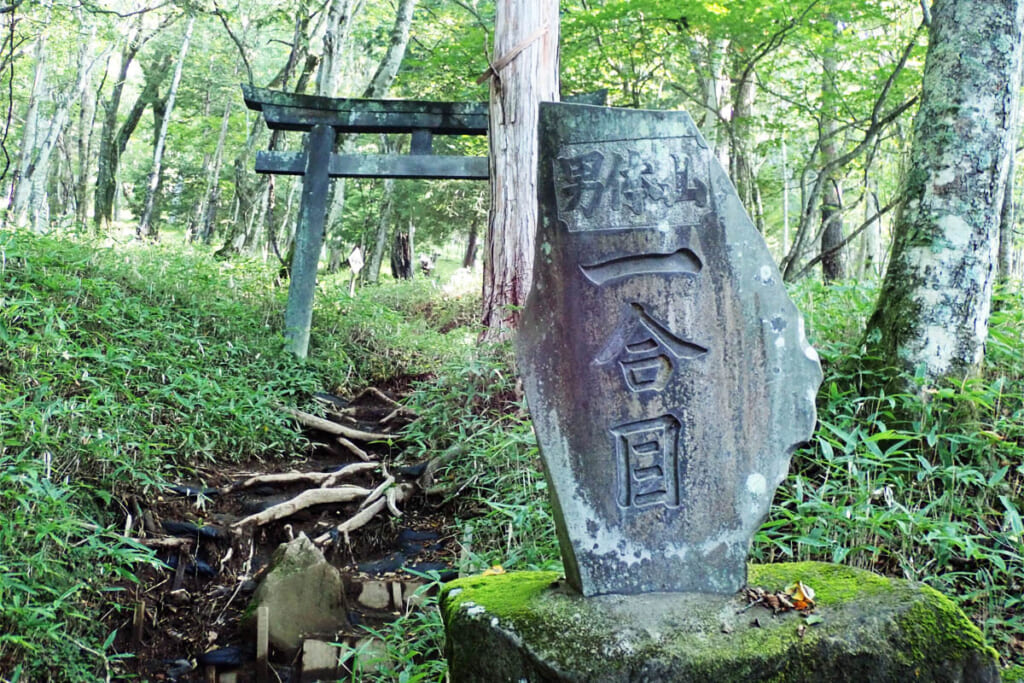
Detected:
[{"left": 742, "top": 581, "right": 817, "bottom": 615}]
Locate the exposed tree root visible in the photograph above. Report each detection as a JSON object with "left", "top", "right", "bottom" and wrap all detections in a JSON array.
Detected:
[
  {"left": 280, "top": 406, "right": 393, "bottom": 441},
  {"left": 314, "top": 483, "right": 415, "bottom": 545},
  {"left": 336, "top": 436, "right": 372, "bottom": 462},
  {"left": 224, "top": 462, "right": 379, "bottom": 493},
  {"left": 232, "top": 486, "right": 372, "bottom": 528}
]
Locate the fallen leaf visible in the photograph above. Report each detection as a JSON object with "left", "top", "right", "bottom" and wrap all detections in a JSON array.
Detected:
[
  {"left": 481, "top": 565, "right": 505, "bottom": 576},
  {"left": 784, "top": 581, "right": 816, "bottom": 610},
  {"left": 804, "top": 614, "right": 823, "bottom": 626},
  {"left": 797, "top": 624, "right": 807, "bottom": 638}
]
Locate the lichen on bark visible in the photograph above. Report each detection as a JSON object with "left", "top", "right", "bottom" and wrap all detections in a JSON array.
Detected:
[{"left": 863, "top": 0, "right": 1024, "bottom": 388}]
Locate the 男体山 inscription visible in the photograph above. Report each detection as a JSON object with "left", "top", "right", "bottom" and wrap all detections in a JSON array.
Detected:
[{"left": 554, "top": 138, "right": 711, "bottom": 232}]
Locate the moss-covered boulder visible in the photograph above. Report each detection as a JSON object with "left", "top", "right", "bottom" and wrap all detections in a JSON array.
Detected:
[{"left": 440, "top": 562, "right": 999, "bottom": 682}]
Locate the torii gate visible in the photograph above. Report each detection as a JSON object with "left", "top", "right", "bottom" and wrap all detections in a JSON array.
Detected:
[
  {"left": 243, "top": 85, "right": 604, "bottom": 357},
  {"left": 243, "top": 85, "right": 489, "bottom": 357}
]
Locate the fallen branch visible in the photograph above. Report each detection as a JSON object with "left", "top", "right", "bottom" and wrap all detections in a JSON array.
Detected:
[
  {"left": 226, "top": 462, "right": 379, "bottom": 492},
  {"left": 137, "top": 537, "right": 194, "bottom": 550},
  {"left": 232, "top": 485, "right": 372, "bottom": 528},
  {"left": 280, "top": 406, "right": 392, "bottom": 442}
]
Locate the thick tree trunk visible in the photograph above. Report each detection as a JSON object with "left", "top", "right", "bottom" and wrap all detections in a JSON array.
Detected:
[
  {"left": 864, "top": 0, "right": 1024, "bottom": 384},
  {"left": 138, "top": 16, "right": 193, "bottom": 240},
  {"left": 390, "top": 224, "right": 413, "bottom": 280},
  {"left": 480, "top": 0, "right": 559, "bottom": 341}
]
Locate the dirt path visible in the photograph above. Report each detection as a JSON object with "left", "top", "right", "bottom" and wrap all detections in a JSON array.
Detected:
[{"left": 108, "top": 388, "right": 459, "bottom": 681}]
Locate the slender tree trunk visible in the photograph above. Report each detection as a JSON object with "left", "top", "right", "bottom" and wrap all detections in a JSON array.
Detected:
[
  {"left": 93, "top": 19, "right": 164, "bottom": 232},
  {"left": 463, "top": 215, "right": 480, "bottom": 268},
  {"left": 729, "top": 71, "right": 759, "bottom": 229},
  {"left": 858, "top": 186, "right": 882, "bottom": 278},
  {"left": 820, "top": 37, "right": 846, "bottom": 282},
  {"left": 8, "top": 33, "right": 46, "bottom": 225},
  {"left": 863, "top": 0, "right": 1024, "bottom": 385},
  {"left": 366, "top": 175, "right": 395, "bottom": 283},
  {"left": 360, "top": 0, "right": 416, "bottom": 99},
  {"left": 138, "top": 16, "right": 193, "bottom": 240},
  {"left": 12, "top": 22, "right": 100, "bottom": 231},
  {"left": 998, "top": 86, "right": 1021, "bottom": 284},
  {"left": 192, "top": 102, "right": 231, "bottom": 242},
  {"left": 480, "top": 0, "right": 560, "bottom": 341},
  {"left": 74, "top": 58, "right": 100, "bottom": 228}
]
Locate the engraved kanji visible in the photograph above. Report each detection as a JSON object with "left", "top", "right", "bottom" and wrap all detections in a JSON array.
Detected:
[{"left": 612, "top": 415, "right": 681, "bottom": 508}]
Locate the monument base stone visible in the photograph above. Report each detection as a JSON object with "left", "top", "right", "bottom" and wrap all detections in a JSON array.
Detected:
[{"left": 441, "top": 562, "right": 999, "bottom": 683}]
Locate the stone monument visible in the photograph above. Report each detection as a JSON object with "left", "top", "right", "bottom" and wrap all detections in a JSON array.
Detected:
[
  {"left": 440, "top": 103, "right": 1001, "bottom": 682},
  {"left": 518, "top": 102, "right": 821, "bottom": 596}
]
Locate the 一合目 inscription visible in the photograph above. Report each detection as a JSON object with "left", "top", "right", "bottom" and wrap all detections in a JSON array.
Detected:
[{"left": 613, "top": 415, "right": 682, "bottom": 509}]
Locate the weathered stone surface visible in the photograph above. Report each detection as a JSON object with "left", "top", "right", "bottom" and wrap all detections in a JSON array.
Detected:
[
  {"left": 242, "top": 534, "right": 347, "bottom": 656},
  {"left": 441, "top": 563, "right": 1001, "bottom": 683},
  {"left": 517, "top": 103, "right": 822, "bottom": 595}
]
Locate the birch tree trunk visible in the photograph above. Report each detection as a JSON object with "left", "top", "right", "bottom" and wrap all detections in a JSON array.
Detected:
[
  {"left": 11, "top": 20, "right": 100, "bottom": 231},
  {"left": 864, "top": 0, "right": 1024, "bottom": 384},
  {"left": 366, "top": 173, "right": 395, "bottom": 284},
  {"left": 138, "top": 16, "right": 193, "bottom": 240},
  {"left": 480, "top": 0, "right": 559, "bottom": 341},
  {"left": 190, "top": 101, "right": 231, "bottom": 242}
]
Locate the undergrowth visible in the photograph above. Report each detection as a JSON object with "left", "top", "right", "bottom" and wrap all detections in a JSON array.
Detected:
[
  {"left": 0, "top": 230, "right": 465, "bottom": 680},
  {"left": 3, "top": 227, "right": 1023, "bottom": 680},
  {"left": 752, "top": 278, "right": 1024, "bottom": 668}
]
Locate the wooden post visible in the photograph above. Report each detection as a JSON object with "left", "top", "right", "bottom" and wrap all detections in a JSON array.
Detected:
[
  {"left": 284, "top": 123, "right": 336, "bottom": 358},
  {"left": 132, "top": 600, "right": 146, "bottom": 649},
  {"left": 256, "top": 605, "right": 270, "bottom": 683}
]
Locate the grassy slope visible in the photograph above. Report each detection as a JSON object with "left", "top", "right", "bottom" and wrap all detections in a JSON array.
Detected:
[{"left": 0, "top": 230, "right": 469, "bottom": 680}]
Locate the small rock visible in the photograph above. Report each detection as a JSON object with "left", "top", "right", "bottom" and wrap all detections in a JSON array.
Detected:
[{"left": 242, "top": 534, "right": 348, "bottom": 657}]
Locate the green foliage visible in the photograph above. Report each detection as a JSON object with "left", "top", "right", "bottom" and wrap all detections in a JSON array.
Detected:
[
  {"left": 402, "top": 344, "right": 560, "bottom": 573},
  {"left": 753, "top": 277, "right": 1024, "bottom": 666}
]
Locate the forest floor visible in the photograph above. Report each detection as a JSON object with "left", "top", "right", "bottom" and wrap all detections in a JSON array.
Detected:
[{"left": 108, "top": 382, "right": 462, "bottom": 681}]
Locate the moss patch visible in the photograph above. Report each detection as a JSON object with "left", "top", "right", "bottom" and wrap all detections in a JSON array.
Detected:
[{"left": 441, "top": 562, "right": 1001, "bottom": 682}]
